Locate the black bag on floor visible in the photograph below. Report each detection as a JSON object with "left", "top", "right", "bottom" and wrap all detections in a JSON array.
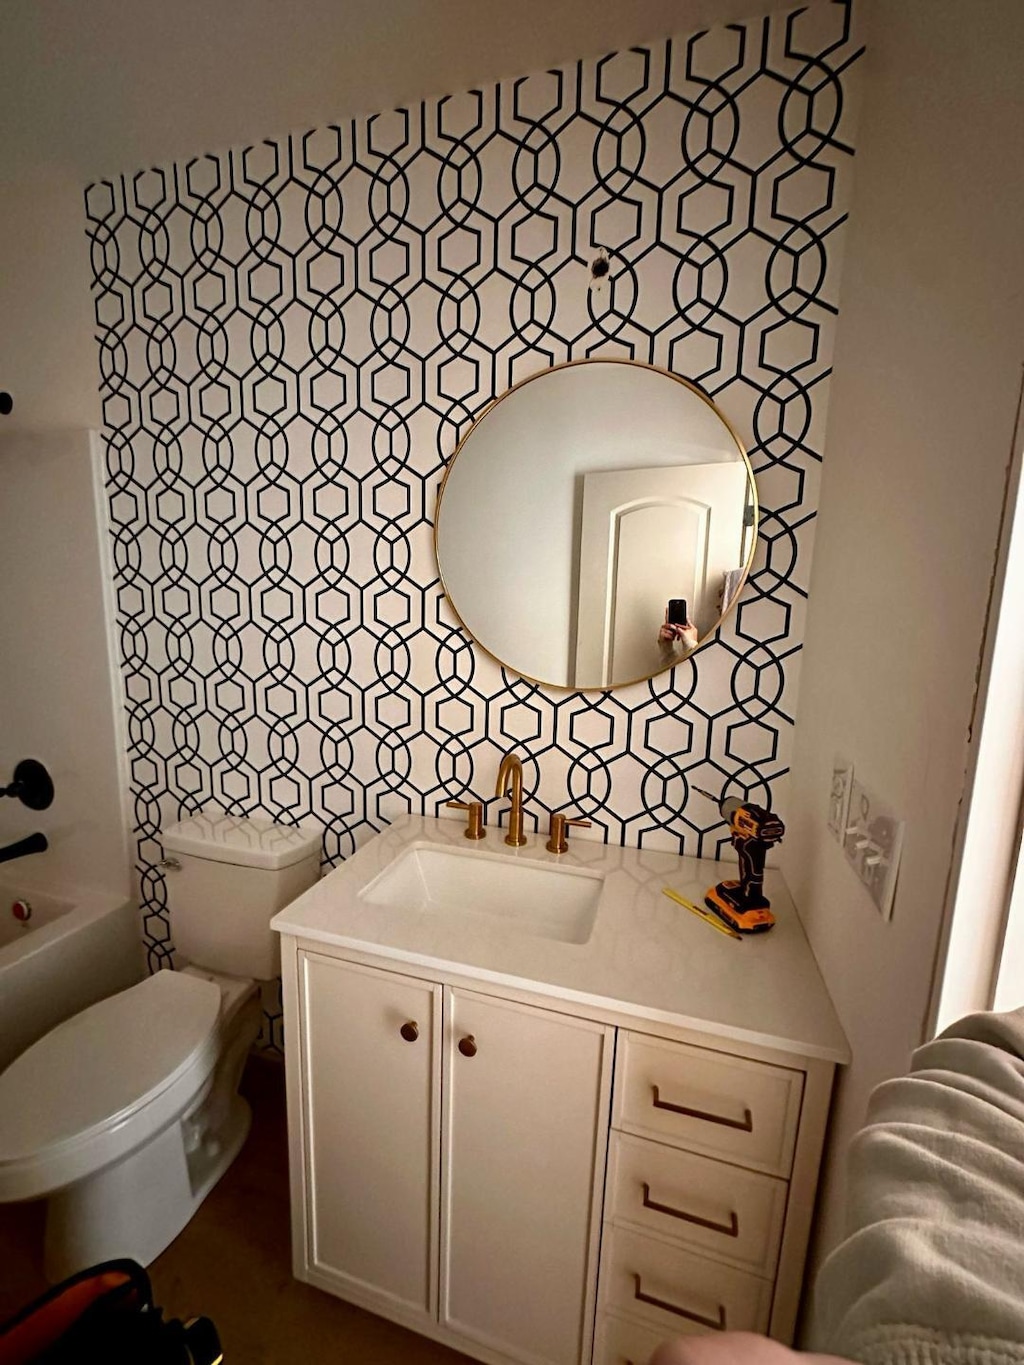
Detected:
[{"left": 0, "top": 1258, "right": 221, "bottom": 1365}]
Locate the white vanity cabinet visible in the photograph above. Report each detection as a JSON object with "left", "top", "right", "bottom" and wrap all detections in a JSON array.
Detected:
[
  {"left": 295, "top": 953, "right": 441, "bottom": 1324},
  {"left": 593, "top": 1032, "right": 834, "bottom": 1356},
  {"left": 285, "top": 944, "right": 614, "bottom": 1365},
  {"left": 273, "top": 816, "right": 850, "bottom": 1365},
  {"left": 441, "top": 988, "right": 613, "bottom": 1365}
]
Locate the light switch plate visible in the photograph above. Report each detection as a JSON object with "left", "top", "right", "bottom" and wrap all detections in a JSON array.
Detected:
[
  {"left": 843, "top": 777, "right": 904, "bottom": 920},
  {"left": 827, "top": 755, "right": 853, "bottom": 842}
]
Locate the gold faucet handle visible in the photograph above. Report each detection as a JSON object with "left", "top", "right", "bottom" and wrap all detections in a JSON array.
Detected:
[
  {"left": 546, "top": 813, "right": 591, "bottom": 855},
  {"left": 446, "top": 799, "right": 486, "bottom": 840}
]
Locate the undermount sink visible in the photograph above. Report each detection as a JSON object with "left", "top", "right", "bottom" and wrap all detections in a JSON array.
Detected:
[{"left": 358, "top": 843, "right": 603, "bottom": 944}]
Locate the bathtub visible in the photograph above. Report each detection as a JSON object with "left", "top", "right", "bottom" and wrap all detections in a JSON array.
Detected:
[{"left": 0, "top": 880, "right": 144, "bottom": 1073}]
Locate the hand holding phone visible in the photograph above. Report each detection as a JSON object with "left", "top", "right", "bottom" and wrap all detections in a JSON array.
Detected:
[{"left": 659, "top": 600, "right": 698, "bottom": 653}]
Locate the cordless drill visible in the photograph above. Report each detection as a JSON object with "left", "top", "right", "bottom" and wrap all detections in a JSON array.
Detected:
[{"left": 695, "top": 789, "right": 785, "bottom": 933}]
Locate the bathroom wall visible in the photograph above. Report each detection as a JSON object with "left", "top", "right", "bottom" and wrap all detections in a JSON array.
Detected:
[
  {"left": 0, "top": 0, "right": 797, "bottom": 434},
  {"left": 0, "top": 431, "right": 130, "bottom": 894},
  {"left": 0, "top": 172, "right": 101, "bottom": 433},
  {"left": 781, "top": 0, "right": 1024, "bottom": 1281},
  {"left": 85, "top": 4, "right": 861, "bottom": 995}
]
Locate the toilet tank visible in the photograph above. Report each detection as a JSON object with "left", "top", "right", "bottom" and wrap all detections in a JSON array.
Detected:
[{"left": 162, "top": 813, "right": 321, "bottom": 978}]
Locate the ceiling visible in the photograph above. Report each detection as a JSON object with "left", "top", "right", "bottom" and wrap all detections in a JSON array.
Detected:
[{"left": 2, "top": 0, "right": 797, "bottom": 180}]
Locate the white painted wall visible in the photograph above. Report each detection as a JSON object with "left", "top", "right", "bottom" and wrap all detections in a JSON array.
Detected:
[
  {"left": 1, "top": 0, "right": 795, "bottom": 183},
  {"left": 0, "top": 169, "right": 102, "bottom": 434},
  {"left": 780, "top": 0, "right": 1024, "bottom": 1304},
  {"left": 0, "top": 0, "right": 793, "bottom": 434},
  {"left": 0, "top": 432, "right": 130, "bottom": 894}
]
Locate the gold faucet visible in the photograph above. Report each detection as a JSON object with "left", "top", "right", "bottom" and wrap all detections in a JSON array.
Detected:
[{"left": 495, "top": 751, "right": 528, "bottom": 847}]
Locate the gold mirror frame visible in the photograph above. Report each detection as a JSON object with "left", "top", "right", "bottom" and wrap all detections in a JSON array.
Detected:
[{"left": 434, "top": 358, "right": 758, "bottom": 692}]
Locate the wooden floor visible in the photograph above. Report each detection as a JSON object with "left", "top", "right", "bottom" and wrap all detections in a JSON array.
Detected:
[{"left": 0, "top": 1058, "right": 472, "bottom": 1365}]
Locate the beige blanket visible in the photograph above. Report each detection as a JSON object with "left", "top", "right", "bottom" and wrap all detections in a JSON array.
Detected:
[{"left": 812, "top": 1008, "right": 1024, "bottom": 1365}]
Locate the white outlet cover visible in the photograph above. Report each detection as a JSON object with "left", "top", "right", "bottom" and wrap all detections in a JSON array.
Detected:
[
  {"left": 827, "top": 755, "right": 853, "bottom": 841},
  {"left": 843, "top": 777, "right": 904, "bottom": 920}
]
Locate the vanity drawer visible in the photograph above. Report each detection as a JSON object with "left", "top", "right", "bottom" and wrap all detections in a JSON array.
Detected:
[
  {"left": 606, "top": 1132, "right": 788, "bottom": 1276},
  {"left": 614, "top": 1033, "right": 804, "bottom": 1178},
  {"left": 600, "top": 1226, "right": 773, "bottom": 1337},
  {"left": 593, "top": 1310, "right": 670, "bottom": 1365}
]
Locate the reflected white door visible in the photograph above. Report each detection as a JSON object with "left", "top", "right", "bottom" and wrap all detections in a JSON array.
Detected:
[{"left": 573, "top": 464, "right": 748, "bottom": 686}]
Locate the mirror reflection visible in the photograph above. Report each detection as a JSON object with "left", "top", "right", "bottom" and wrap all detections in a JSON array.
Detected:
[{"left": 435, "top": 360, "right": 756, "bottom": 690}]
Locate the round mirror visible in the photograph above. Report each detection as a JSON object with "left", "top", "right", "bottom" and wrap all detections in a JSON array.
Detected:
[{"left": 435, "top": 359, "right": 757, "bottom": 691}]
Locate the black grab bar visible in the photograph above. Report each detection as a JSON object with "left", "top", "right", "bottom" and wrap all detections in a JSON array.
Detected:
[{"left": 0, "top": 832, "right": 48, "bottom": 865}]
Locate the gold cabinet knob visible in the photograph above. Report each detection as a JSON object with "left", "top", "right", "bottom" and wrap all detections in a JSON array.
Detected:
[
  {"left": 400, "top": 1021, "right": 419, "bottom": 1042},
  {"left": 458, "top": 1034, "right": 477, "bottom": 1058}
]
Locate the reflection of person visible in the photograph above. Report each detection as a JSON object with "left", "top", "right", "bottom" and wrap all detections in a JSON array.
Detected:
[
  {"left": 650, "top": 1006, "right": 1024, "bottom": 1365},
  {"left": 658, "top": 608, "right": 698, "bottom": 659}
]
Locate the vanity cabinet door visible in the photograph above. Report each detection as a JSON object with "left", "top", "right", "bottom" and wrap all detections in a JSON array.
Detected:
[
  {"left": 441, "top": 988, "right": 613, "bottom": 1365},
  {"left": 297, "top": 952, "right": 441, "bottom": 1323}
]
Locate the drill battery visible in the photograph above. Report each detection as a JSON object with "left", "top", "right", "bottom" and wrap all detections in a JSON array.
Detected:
[{"left": 704, "top": 879, "right": 776, "bottom": 933}]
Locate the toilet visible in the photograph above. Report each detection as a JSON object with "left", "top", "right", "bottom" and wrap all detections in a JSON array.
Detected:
[{"left": 0, "top": 812, "right": 320, "bottom": 1280}]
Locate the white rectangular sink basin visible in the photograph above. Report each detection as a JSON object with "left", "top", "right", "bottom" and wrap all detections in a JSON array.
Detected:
[{"left": 358, "top": 844, "right": 603, "bottom": 944}]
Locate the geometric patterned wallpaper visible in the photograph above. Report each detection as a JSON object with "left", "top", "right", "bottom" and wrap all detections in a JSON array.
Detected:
[{"left": 85, "top": 3, "right": 862, "bottom": 1014}]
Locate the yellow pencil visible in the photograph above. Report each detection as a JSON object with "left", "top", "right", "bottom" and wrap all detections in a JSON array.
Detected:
[{"left": 662, "top": 886, "right": 743, "bottom": 941}]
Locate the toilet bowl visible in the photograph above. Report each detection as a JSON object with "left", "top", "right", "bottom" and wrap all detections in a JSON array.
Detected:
[
  {"left": 0, "top": 967, "right": 257, "bottom": 1278},
  {"left": 0, "top": 812, "right": 320, "bottom": 1280}
]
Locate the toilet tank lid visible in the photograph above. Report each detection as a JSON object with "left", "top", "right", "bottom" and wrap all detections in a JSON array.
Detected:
[{"left": 163, "top": 811, "right": 321, "bottom": 870}]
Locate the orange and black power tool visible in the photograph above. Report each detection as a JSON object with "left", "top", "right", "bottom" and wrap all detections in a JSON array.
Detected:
[{"left": 695, "top": 788, "right": 785, "bottom": 934}]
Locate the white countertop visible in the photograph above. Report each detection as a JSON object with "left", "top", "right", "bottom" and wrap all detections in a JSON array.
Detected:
[{"left": 272, "top": 815, "right": 849, "bottom": 1065}]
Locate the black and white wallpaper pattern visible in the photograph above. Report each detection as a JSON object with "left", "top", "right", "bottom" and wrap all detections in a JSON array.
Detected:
[{"left": 86, "top": 3, "right": 862, "bottom": 1012}]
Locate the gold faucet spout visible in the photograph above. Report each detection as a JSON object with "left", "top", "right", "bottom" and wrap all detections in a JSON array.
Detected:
[{"left": 495, "top": 752, "right": 527, "bottom": 847}]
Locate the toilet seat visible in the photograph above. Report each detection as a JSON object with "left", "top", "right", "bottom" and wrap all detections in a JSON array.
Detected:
[{"left": 0, "top": 971, "right": 221, "bottom": 1202}]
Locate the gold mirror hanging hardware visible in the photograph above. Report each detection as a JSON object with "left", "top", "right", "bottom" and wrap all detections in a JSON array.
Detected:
[
  {"left": 546, "top": 813, "right": 591, "bottom": 854},
  {"left": 446, "top": 798, "right": 485, "bottom": 840}
]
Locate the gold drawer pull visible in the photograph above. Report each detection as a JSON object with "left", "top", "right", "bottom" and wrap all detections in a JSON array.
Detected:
[
  {"left": 632, "top": 1273, "right": 726, "bottom": 1331},
  {"left": 641, "top": 1181, "right": 739, "bottom": 1238},
  {"left": 651, "top": 1085, "right": 753, "bottom": 1133}
]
